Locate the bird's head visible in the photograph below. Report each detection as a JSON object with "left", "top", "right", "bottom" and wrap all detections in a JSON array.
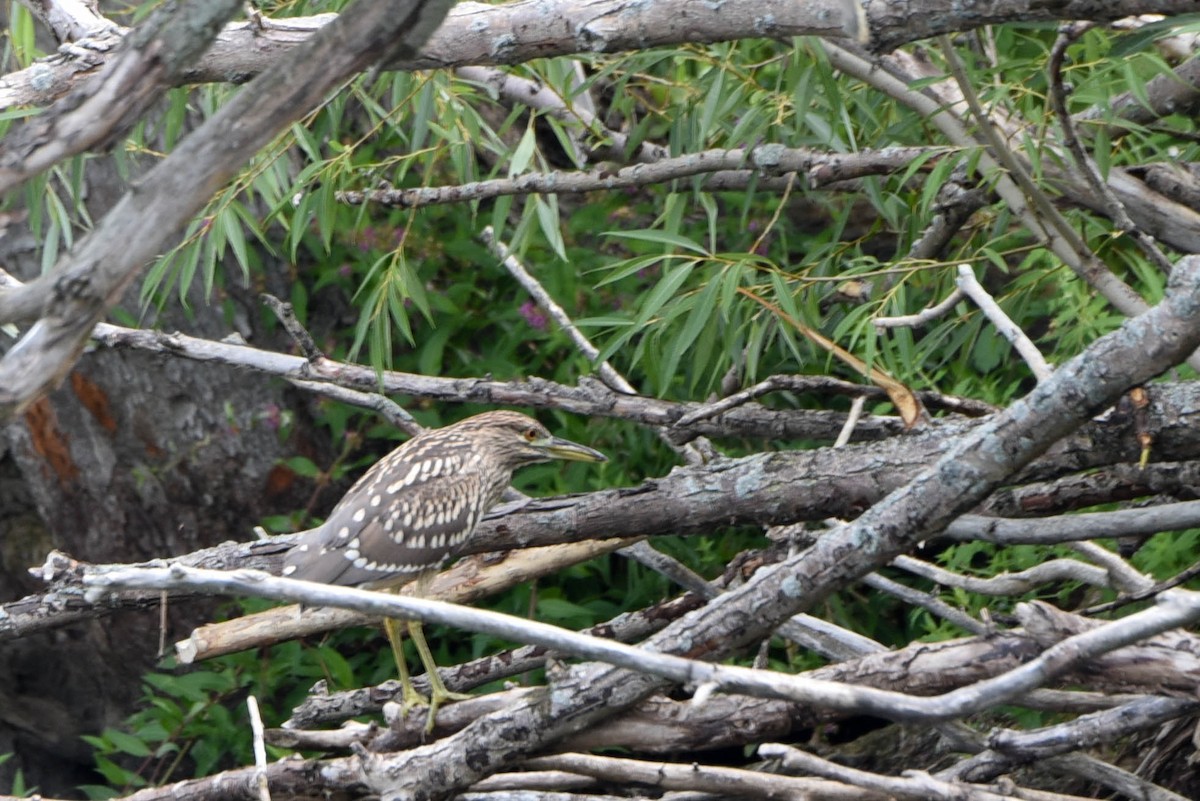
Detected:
[{"left": 457, "top": 410, "right": 607, "bottom": 468}]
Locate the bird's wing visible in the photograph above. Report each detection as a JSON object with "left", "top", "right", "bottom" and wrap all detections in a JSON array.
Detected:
[{"left": 282, "top": 470, "right": 490, "bottom": 588}]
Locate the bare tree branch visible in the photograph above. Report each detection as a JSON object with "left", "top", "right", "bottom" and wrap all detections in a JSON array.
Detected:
[
  {"left": 83, "top": 320, "right": 913, "bottom": 442},
  {"left": 337, "top": 146, "right": 935, "bottom": 208}
]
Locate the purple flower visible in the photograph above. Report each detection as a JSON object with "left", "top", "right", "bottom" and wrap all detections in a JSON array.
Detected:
[
  {"left": 261, "top": 403, "right": 282, "bottom": 431},
  {"left": 355, "top": 226, "right": 378, "bottom": 252},
  {"left": 519, "top": 301, "right": 549, "bottom": 331}
]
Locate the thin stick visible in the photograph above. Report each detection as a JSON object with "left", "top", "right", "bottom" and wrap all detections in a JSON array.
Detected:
[
  {"left": 956, "top": 264, "right": 1053, "bottom": 382},
  {"left": 833, "top": 395, "right": 866, "bottom": 448},
  {"left": 338, "top": 146, "right": 935, "bottom": 207},
  {"left": 246, "top": 695, "right": 271, "bottom": 801},
  {"left": 482, "top": 226, "right": 633, "bottom": 395},
  {"left": 874, "top": 287, "right": 965, "bottom": 329},
  {"left": 260, "top": 294, "right": 323, "bottom": 361},
  {"left": 481, "top": 224, "right": 709, "bottom": 467}
]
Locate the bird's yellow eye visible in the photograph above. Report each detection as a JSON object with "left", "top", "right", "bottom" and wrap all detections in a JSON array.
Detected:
[{"left": 524, "top": 427, "right": 538, "bottom": 441}]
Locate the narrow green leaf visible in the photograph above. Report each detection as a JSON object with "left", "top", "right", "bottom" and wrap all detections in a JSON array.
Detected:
[
  {"left": 663, "top": 275, "right": 721, "bottom": 384},
  {"left": 636, "top": 263, "right": 695, "bottom": 325},
  {"left": 698, "top": 66, "right": 724, "bottom": 141},
  {"left": 103, "top": 729, "right": 153, "bottom": 758},
  {"left": 605, "top": 229, "right": 708, "bottom": 255},
  {"left": 221, "top": 206, "right": 250, "bottom": 286},
  {"left": 509, "top": 125, "right": 537, "bottom": 177},
  {"left": 593, "top": 254, "right": 677, "bottom": 287}
]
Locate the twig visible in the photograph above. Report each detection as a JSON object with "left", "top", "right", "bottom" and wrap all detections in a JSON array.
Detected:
[
  {"left": 469, "top": 768, "right": 599, "bottom": 793},
  {"left": 987, "top": 695, "right": 1199, "bottom": 757},
  {"left": 946, "top": 500, "right": 1200, "bottom": 545},
  {"left": 617, "top": 541, "right": 710, "bottom": 597},
  {"left": 893, "top": 554, "right": 1111, "bottom": 595},
  {"left": 833, "top": 395, "right": 866, "bottom": 447},
  {"left": 904, "top": 180, "right": 990, "bottom": 263},
  {"left": 874, "top": 286, "right": 965, "bottom": 330},
  {"left": 287, "top": 378, "right": 422, "bottom": 435},
  {"left": 456, "top": 65, "right": 666, "bottom": 165},
  {"left": 523, "top": 752, "right": 890, "bottom": 801},
  {"left": 1083, "top": 557, "right": 1200, "bottom": 616},
  {"left": 1066, "top": 541, "right": 1152, "bottom": 595},
  {"left": 482, "top": 226, "right": 633, "bottom": 395},
  {"left": 257, "top": 293, "right": 427, "bottom": 432},
  {"left": 761, "top": 742, "right": 1025, "bottom": 801},
  {"left": 247, "top": 696, "right": 271, "bottom": 801},
  {"left": 261, "top": 293, "right": 323, "bottom": 361},
  {"left": 861, "top": 573, "right": 986, "bottom": 635},
  {"left": 955, "top": 264, "right": 1053, "bottom": 382},
  {"left": 672, "top": 373, "right": 993, "bottom": 431}
]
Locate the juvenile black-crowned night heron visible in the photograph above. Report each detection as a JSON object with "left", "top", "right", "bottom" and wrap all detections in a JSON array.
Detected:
[{"left": 281, "top": 410, "right": 606, "bottom": 729}]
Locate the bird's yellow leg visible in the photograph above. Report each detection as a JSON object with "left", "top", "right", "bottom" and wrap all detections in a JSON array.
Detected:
[
  {"left": 406, "top": 619, "right": 474, "bottom": 731},
  {"left": 383, "top": 616, "right": 429, "bottom": 715}
]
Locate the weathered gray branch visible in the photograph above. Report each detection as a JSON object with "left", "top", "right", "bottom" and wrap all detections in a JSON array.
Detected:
[{"left": 337, "top": 146, "right": 935, "bottom": 208}]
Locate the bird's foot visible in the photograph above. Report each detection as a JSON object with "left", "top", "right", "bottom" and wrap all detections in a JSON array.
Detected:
[
  {"left": 420, "top": 687, "right": 473, "bottom": 734},
  {"left": 396, "top": 684, "right": 472, "bottom": 733},
  {"left": 398, "top": 684, "right": 430, "bottom": 716}
]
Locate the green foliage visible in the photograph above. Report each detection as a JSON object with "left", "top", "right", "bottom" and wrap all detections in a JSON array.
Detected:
[{"left": 1133, "top": 529, "right": 1200, "bottom": 581}]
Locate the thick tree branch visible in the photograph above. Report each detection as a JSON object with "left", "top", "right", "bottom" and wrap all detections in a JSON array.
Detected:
[
  {"left": 10, "top": 1, "right": 1197, "bottom": 112},
  {"left": 21, "top": 0, "right": 118, "bottom": 43},
  {"left": 3, "top": 0, "right": 864, "bottom": 112}
]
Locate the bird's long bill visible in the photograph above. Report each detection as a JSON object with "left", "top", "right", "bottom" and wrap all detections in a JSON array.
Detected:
[{"left": 542, "top": 436, "right": 607, "bottom": 463}]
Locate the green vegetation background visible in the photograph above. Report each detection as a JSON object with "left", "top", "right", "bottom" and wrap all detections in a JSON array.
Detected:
[{"left": 3, "top": 1, "right": 1196, "bottom": 792}]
